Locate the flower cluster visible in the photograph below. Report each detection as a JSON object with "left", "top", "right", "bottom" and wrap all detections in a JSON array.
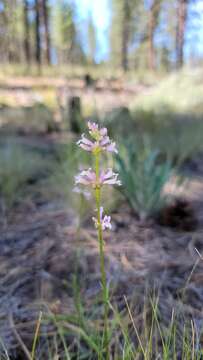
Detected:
[
  {"left": 77, "top": 122, "right": 118, "bottom": 154},
  {"left": 75, "top": 122, "right": 121, "bottom": 231},
  {"left": 93, "top": 207, "right": 112, "bottom": 231},
  {"left": 75, "top": 168, "right": 121, "bottom": 188}
]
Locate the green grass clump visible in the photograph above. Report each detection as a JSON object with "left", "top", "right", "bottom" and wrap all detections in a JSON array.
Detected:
[
  {"left": 41, "top": 286, "right": 203, "bottom": 360},
  {"left": 115, "top": 137, "right": 176, "bottom": 220},
  {"left": 0, "top": 140, "right": 51, "bottom": 210}
]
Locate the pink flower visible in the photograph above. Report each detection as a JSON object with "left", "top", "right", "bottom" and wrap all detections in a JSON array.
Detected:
[
  {"left": 93, "top": 207, "right": 112, "bottom": 230},
  {"left": 77, "top": 122, "right": 118, "bottom": 154},
  {"left": 75, "top": 168, "right": 121, "bottom": 187},
  {"left": 75, "top": 168, "right": 96, "bottom": 186},
  {"left": 100, "top": 136, "right": 118, "bottom": 153},
  {"left": 100, "top": 168, "right": 121, "bottom": 186},
  {"left": 88, "top": 121, "right": 107, "bottom": 139},
  {"left": 77, "top": 134, "right": 98, "bottom": 152},
  {"left": 88, "top": 121, "right": 99, "bottom": 134}
]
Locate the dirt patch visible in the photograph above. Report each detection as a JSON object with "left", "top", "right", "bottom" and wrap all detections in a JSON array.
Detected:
[{"left": 0, "top": 196, "right": 203, "bottom": 357}]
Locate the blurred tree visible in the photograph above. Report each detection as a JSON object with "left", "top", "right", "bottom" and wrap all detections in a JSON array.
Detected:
[
  {"left": 158, "top": 46, "right": 171, "bottom": 70},
  {"left": 0, "top": 1, "right": 9, "bottom": 62},
  {"left": 111, "top": 0, "right": 163, "bottom": 71},
  {"left": 87, "top": 13, "right": 97, "bottom": 64},
  {"left": 147, "top": 0, "right": 162, "bottom": 70},
  {"left": 42, "top": 0, "right": 51, "bottom": 64},
  {"left": 0, "top": 0, "right": 201, "bottom": 71},
  {"left": 121, "top": 0, "right": 130, "bottom": 71},
  {"left": 23, "top": 0, "right": 31, "bottom": 64},
  {"left": 176, "top": 0, "right": 188, "bottom": 68},
  {"left": 35, "top": 0, "right": 41, "bottom": 66},
  {"left": 110, "top": 0, "right": 198, "bottom": 71},
  {"left": 0, "top": 0, "right": 23, "bottom": 63},
  {"left": 110, "top": 0, "right": 139, "bottom": 71},
  {"left": 53, "top": 0, "right": 85, "bottom": 64}
]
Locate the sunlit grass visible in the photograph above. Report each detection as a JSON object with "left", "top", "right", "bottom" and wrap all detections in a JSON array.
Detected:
[{"left": 132, "top": 67, "right": 203, "bottom": 113}]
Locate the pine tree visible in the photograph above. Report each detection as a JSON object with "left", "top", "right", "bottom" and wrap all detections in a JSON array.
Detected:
[
  {"left": 176, "top": 0, "right": 188, "bottom": 68},
  {"left": 53, "top": 0, "right": 85, "bottom": 64},
  {"left": 42, "top": 0, "right": 51, "bottom": 64},
  {"left": 87, "top": 13, "right": 97, "bottom": 64},
  {"left": 35, "top": 0, "right": 41, "bottom": 66},
  {"left": 121, "top": 0, "right": 131, "bottom": 71},
  {"left": 23, "top": 0, "right": 31, "bottom": 64},
  {"left": 148, "top": 0, "right": 162, "bottom": 70},
  {"left": 110, "top": 0, "right": 163, "bottom": 71},
  {"left": 110, "top": 0, "right": 138, "bottom": 71}
]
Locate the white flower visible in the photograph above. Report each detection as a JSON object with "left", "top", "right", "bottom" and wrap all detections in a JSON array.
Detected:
[
  {"left": 93, "top": 207, "right": 112, "bottom": 230},
  {"left": 75, "top": 168, "right": 121, "bottom": 187}
]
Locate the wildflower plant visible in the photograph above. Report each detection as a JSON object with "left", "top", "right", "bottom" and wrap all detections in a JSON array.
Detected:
[{"left": 75, "top": 122, "right": 121, "bottom": 359}]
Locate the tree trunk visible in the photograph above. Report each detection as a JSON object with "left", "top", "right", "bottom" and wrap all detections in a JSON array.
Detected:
[
  {"left": 148, "top": 5, "right": 155, "bottom": 71},
  {"left": 121, "top": 0, "right": 130, "bottom": 72},
  {"left": 42, "top": 0, "right": 51, "bottom": 64},
  {"left": 176, "top": 0, "right": 188, "bottom": 68},
  {"left": 23, "top": 0, "right": 31, "bottom": 65},
  {"left": 148, "top": 0, "right": 162, "bottom": 71},
  {"left": 35, "top": 0, "right": 41, "bottom": 66}
]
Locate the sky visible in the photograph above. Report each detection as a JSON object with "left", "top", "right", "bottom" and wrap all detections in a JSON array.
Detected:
[
  {"left": 185, "top": 1, "right": 203, "bottom": 60},
  {"left": 75, "top": 0, "right": 203, "bottom": 63}
]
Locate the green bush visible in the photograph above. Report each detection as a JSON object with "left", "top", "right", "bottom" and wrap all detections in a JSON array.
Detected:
[
  {"left": 115, "top": 138, "right": 175, "bottom": 220},
  {"left": 0, "top": 140, "right": 50, "bottom": 210}
]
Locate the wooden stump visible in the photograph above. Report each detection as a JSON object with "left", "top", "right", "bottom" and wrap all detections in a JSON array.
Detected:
[
  {"left": 84, "top": 73, "right": 94, "bottom": 88},
  {"left": 68, "top": 96, "right": 82, "bottom": 134}
]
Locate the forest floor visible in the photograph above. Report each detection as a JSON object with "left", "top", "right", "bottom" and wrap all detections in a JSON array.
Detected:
[
  {"left": 0, "top": 130, "right": 203, "bottom": 357},
  {"left": 0, "top": 74, "right": 203, "bottom": 357}
]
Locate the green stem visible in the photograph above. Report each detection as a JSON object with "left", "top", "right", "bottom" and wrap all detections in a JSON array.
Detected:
[{"left": 95, "top": 152, "right": 109, "bottom": 360}]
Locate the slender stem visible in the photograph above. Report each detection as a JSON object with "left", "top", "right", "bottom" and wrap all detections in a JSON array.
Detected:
[
  {"left": 94, "top": 152, "right": 109, "bottom": 360},
  {"left": 31, "top": 311, "right": 42, "bottom": 360}
]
